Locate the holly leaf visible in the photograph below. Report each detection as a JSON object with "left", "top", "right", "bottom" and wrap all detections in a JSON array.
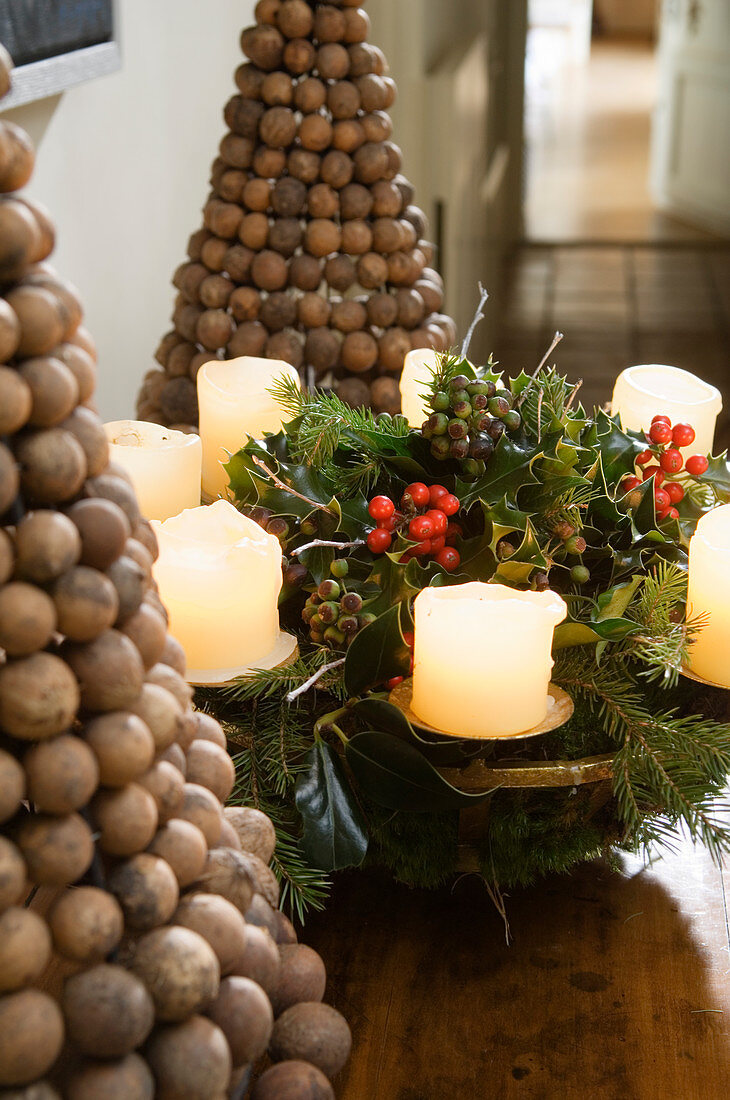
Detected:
[
  {"left": 295, "top": 739, "right": 368, "bottom": 871},
  {"left": 695, "top": 453, "right": 730, "bottom": 504},
  {"left": 345, "top": 730, "right": 494, "bottom": 812},
  {"left": 593, "top": 577, "right": 642, "bottom": 620},
  {"left": 494, "top": 517, "right": 547, "bottom": 583},
  {"left": 595, "top": 410, "right": 643, "bottom": 484},
  {"left": 352, "top": 697, "right": 483, "bottom": 765},
  {"left": 482, "top": 497, "right": 532, "bottom": 553},
  {"left": 364, "top": 549, "right": 420, "bottom": 616},
  {"left": 455, "top": 433, "right": 542, "bottom": 508},
  {"left": 344, "top": 604, "right": 411, "bottom": 695}
]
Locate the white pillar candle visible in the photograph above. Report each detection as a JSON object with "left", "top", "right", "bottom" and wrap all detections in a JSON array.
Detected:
[
  {"left": 104, "top": 420, "right": 202, "bottom": 522},
  {"left": 411, "top": 582, "right": 567, "bottom": 738},
  {"left": 611, "top": 364, "right": 722, "bottom": 456},
  {"left": 399, "top": 348, "right": 440, "bottom": 427},
  {"left": 197, "top": 357, "right": 300, "bottom": 500},
  {"left": 686, "top": 504, "right": 730, "bottom": 687},
  {"left": 151, "top": 499, "right": 297, "bottom": 684}
]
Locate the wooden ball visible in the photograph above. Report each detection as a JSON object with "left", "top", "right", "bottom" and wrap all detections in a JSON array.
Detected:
[
  {"left": 268, "top": 217, "right": 303, "bottom": 257},
  {"left": 386, "top": 249, "right": 416, "bottom": 286},
  {"left": 219, "top": 134, "right": 255, "bottom": 172},
  {"left": 270, "top": 1002, "right": 352, "bottom": 1078},
  {"left": 261, "top": 70, "right": 294, "bottom": 107},
  {"left": 49, "top": 885, "right": 123, "bottom": 963},
  {"left": 199, "top": 235, "right": 228, "bottom": 272},
  {"left": 240, "top": 24, "right": 285, "bottom": 70},
  {"left": 120, "top": 603, "right": 167, "bottom": 669},
  {"left": 305, "top": 219, "right": 341, "bottom": 258},
  {"left": 92, "top": 782, "right": 158, "bottom": 856},
  {"left": 277, "top": 0, "right": 314, "bottom": 38},
  {"left": 129, "top": 682, "right": 182, "bottom": 752},
  {"left": 361, "top": 110, "right": 392, "bottom": 143},
  {"left": 223, "top": 806, "right": 276, "bottom": 863},
  {"left": 353, "top": 141, "right": 388, "bottom": 184},
  {"left": 343, "top": 7, "right": 370, "bottom": 42},
  {"left": 231, "top": 922, "right": 279, "bottom": 998},
  {"left": 271, "top": 944, "right": 327, "bottom": 1015},
  {"left": 339, "top": 182, "right": 373, "bottom": 220},
  {"left": 207, "top": 975, "right": 273, "bottom": 1064},
  {"left": 186, "top": 227, "right": 211, "bottom": 260},
  {"left": 0, "top": 526, "right": 12, "bottom": 585},
  {"left": 253, "top": 142, "right": 287, "bottom": 179},
  {"left": 0, "top": 198, "right": 41, "bottom": 284},
  {"left": 293, "top": 76, "right": 326, "bottom": 113},
  {"left": 16, "top": 425, "right": 86, "bottom": 503},
  {"left": 65, "top": 1052, "right": 154, "bottom": 1100},
  {"left": 341, "top": 218, "right": 372, "bottom": 254},
  {"left": 63, "top": 628, "right": 145, "bottom": 713},
  {"left": 159, "top": 377, "right": 198, "bottom": 424},
  {"left": 320, "top": 149, "right": 353, "bottom": 189},
  {"left": 5, "top": 285, "right": 64, "bottom": 357},
  {"left": 336, "top": 376, "right": 371, "bottom": 408},
  {"left": 0, "top": 747, "right": 25, "bottom": 824},
  {"left": 0, "top": 990, "right": 64, "bottom": 1088},
  {"left": 356, "top": 251, "right": 387, "bottom": 289},
  {"left": 0, "top": 439, "right": 19, "bottom": 514},
  {"left": 0, "top": 121, "right": 35, "bottom": 192},
  {"left": 129, "top": 925, "right": 220, "bottom": 1021},
  {"left": 24, "top": 734, "right": 99, "bottom": 814},
  {"left": 378, "top": 326, "right": 411, "bottom": 372},
  {"left": 307, "top": 183, "right": 339, "bottom": 219},
  {"left": 173, "top": 893, "right": 247, "bottom": 976},
  {"left": 217, "top": 167, "right": 248, "bottom": 202},
  {"left": 173, "top": 297, "right": 204, "bottom": 340},
  {"left": 239, "top": 211, "right": 269, "bottom": 251},
  {"left": 324, "top": 254, "right": 356, "bottom": 290},
  {"left": 0, "top": 835, "right": 26, "bottom": 911},
  {"left": 62, "top": 964, "right": 154, "bottom": 1058},
  {"left": 185, "top": 740, "right": 236, "bottom": 802},
  {"left": 348, "top": 41, "right": 379, "bottom": 77},
  {"left": 84, "top": 710, "right": 154, "bottom": 788},
  {"left": 144, "top": 1015, "right": 230, "bottom": 1100},
  {"left": 298, "top": 292, "right": 330, "bottom": 328},
  {"left": 14, "top": 509, "right": 80, "bottom": 583},
  {"left": 0, "top": 581, "right": 55, "bottom": 657},
  {"left": 18, "top": 353, "right": 79, "bottom": 429},
  {"left": 370, "top": 375, "right": 401, "bottom": 414},
  {"left": 283, "top": 37, "right": 316, "bottom": 74},
  {"left": 196, "top": 847, "right": 256, "bottom": 915},
  {"left": 228, "top": 320, "right": 267, "bottom": 358},
  {"left": 233, "top": 63, "right": 265, "bottom": 99},
  {"left": 256, "top": 0, "right": 281, "bottom": 26},
  {"left": 218, "top": 817, "right": 242, "bottom": 850},
  {"left": 198, "top": 274, "right": 232, "bottom": 310},
  {"left": 222, "top": 242, "right": 254, "bottom": 282},
  {"left": 138, "top": 760, "right": 184, "bottom": 824},
  {"left": 366, "top": 291, "right": 397, "bottom": 328},
  {"left": 396, "top": 287, "right": 426, "bottom": 328},
  {"left": 289, "top": 253, "right": 323, "bottom": 291},
  {"left": 52, "top": 564, "right": 119, "bottom": 642},
  {"left": 326, "top": 80, "right": 360, "bottom": 119},
  {"left": 164, "top": 341, "right": 196, "bottom": 378},
  {"left": 332, "top": 118, "right": 365, "bottom": 154},
  {"left": 177, "top": 783, "right": 222, "bottom": 847},
  {"left": 58, "top": 407, "right": 109, "bottom": 477},
  {"left": 287, "top": 148, "right": 321, "bottom": 184},
  {"left": 108, "top": 852, "right": 179, "bottom": 931},
  {"left": 314, "top": 5, "right": 346, "bottom": 42},
  {"left": 251, "top": 250, "right": 288, "bottom": 291},
  {"left": 371, "top": 216, "right": 403, "bottom": 254},
  {"left": 355, "top": 73, "right": 388, "bottom": 112},
  {"left": 299, "top": 114, "right": 332, "bottom": 153},
  {"left": 272, "top": 176, "right": 307, "bottom": 217},
  {"left": 106, "top": 554, "right": 146, "bottom": 622},
  {"left": 0, "top": 297, "right": 20, "bottom": 361},
  {"left": 148, "top": 819, "right": 208, "bottom": 888},
  {"left": 330, "top": 298, "right": 366, "bottom": 333},
  {"left": 196, "top": 308, "right": 233, "bottom": 350},
  {"left": 260, "top": 105, "right": 297, "bottom": 148},
  {"left": 260, "top": 290, "right": 297, "bottom": 331},
  {"left": 0, "top": 906, "right": 51, "bottom": 992},
  {"left": 67, "top": 498, "right": 130, "bottom": 571},
  {"left": 16, "top": 812, "right": 94, "bottom": 886},
  {"left": 341, "top": 330, "right": 377, "bottom": 373},
  {"left": 229, "top": 286, "right": 261, "bottom": 323},
  {"left": 316, "top": 42, "right": 350, "bottom": 80},
  {"left": 243, "top": 177, "right": 272, "bottom": 214},
  {"left": 252, "top": 1061, "right": 334, "bottom": 1100},
  {"left": 24, "top": 269, "right": 83, "bottom": 337},
  {"left": 265, "top": 329, "right": 303, "bottom": 369},
  {"left": 304, "top": 327, "right": 340, "bottom": 373},
  {"left": 371, "top": 179, "right": 403, "bottom": 218},
  {"left": 0, "top": 651, "right": 79, "bottom": 741}
]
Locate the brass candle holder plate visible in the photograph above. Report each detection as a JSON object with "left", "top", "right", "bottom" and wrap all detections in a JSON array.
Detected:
[{"left": 679, "top": 665, "right": 730, "bottom": 691}]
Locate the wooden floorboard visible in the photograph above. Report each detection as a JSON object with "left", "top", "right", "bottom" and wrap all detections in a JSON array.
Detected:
[{"left": 304, "top": 845, "right": 730, "bottom": 1100}]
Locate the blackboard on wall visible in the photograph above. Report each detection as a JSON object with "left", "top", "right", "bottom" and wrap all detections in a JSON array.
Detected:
[{"left": 0, "top": 0, "right": 118, "bottom": 109}]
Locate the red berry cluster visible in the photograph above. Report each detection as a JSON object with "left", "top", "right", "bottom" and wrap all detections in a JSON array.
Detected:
[
  {"left": 620, "top": 415, "right": 709, "bottom": 522},
  {"left": 366, "top": 483, "right": 462, "bottom": 571}
]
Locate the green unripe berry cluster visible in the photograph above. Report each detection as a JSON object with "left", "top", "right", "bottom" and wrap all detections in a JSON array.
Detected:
[
  {"left": 421, "top": 367, "right": 522, "bottom": 476},
  {"left": 301, "top": 577, "right": 370, "bottom": 650}
]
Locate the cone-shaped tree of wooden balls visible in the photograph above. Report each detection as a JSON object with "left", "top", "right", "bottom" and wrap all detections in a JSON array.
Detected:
[
  {"left": 137, "top": 0, "right": 456, "bottom": 430},
  {"left": 0, "top": 47, "right": 350, "bottom": 1099}
]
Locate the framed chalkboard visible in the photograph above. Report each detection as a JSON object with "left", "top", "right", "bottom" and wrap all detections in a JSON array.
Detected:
[{"left": 0, "top": 0, "right": 119, "bottom": 108}]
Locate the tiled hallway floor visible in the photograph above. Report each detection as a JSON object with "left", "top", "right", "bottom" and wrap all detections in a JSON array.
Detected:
[{"left": 493, "top": 244, "right": 730, "bottom": 449}]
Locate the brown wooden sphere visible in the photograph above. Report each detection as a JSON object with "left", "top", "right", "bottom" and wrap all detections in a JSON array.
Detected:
[
  {"left": 371, "top": 216, "right": 403, "bottom": 254},
  {"left": 208, "top": 975, "right": 273, "bottom": 1064},
  {"left": 92, "top": 782, "right": 159, "bottom": 856},
  {"left": 383, "top": 140, "right": 403, "bottom": 179},
  {"left": 284, "top": 37, "right": 316, "bottom": 74},
  {"left": 271, "top": 943, "right": 327, "bottom": 1015},
  {"left": 0, "top": 989, "right": 64, "bottom": 1088},
  {"left": 228, "top": 320, "right": 267, "bottom": 357},
  {"left": 185, "top": 741, "right": 236, "bottom": 803},
  {"left": 371, "top": 179, "right": 403, "bottom": 218},
  {"left": 121, "top": 603, "right": 167, "bottom": 669},
  {"left": 336, "top": 376, "right": 371, "bottom": 411},
  {"left": 383, "top": 250, "right": 413, "bottom": 286},
  {"left": 243, "top": 176, "right": 272, "bottom": 212},
  {"left": 165, "top": 342, "right": 195, "bottom": 377},
  {"left": 366, "top": 291, "right": 397, "bottom": 328},
  {"left": 16, "top": 427, "right": 87, "bottom": 504},
  {"left": 0, "top": 366, "right": 31, "bottom": 434},
  {"left": 144, "top": 1015, "right": 230, "bottom": 1099},
  {"left": 304, "top": 327, "right": 340, "bottom": 373},
  {"left": 341, "top": 330, "right": 377, "bottom": 373},
  {"left": 159, "top": 377, "right": 199, "bottom": 424},
  {"left": 234, "top": 63, "right": 265, "bottom": 99},
  {"left": 378, "top": 325, "right": 411, "bottom": 372},
  {"left": 251, "top": 249, "right": 288, "bottom": 291},
  {"left": 287, "top": 148, "right": 321, "bottom": 184},
  {"left": 297, "top": 292, "right": 330, "bottom": 328},
  {"left": 198, "top": 274, "right": 232, "bottom": 310},
  {"left": 148, "top": 819, "right": 208, "bottom": 888},
  {"left": 67, "top": 497, "right": 130, "bottom": 571},
  {"left": 49, "top": 885, "right": 124, "bottom": 963},
  {"left": 316, "top": 42, "right": 350, "bottom": 80},
  {"left": 356, "top": 251, "right": 388, "bottom": 289},
  {"left": 0, "top": 296, "right": 20, "bottom": 361},
  {"left": 0, "top": 438, "right": 19, "bottom": 514},
  {"left": 326, "top": 81, "right": 360, "bottom": 120},
  {"left": 224, "top": 95, "right": 265, "bottom": 139},
  {"left": 320, "top": 149, "right": 353, "bottom": 189},
  {"left": 0, "top": 526, "right": 12, "bottom": 584},
  {"left": 339, "top": 181, "right": 373, "bottom": 220},
  {"left": 187, "top": 227, "right": 211, "bottom": 260},
  {"left": 344, "top": 6, "right": 370, "bottom": 42},
  {"left": 353, "top": 141, "right": 388, "bottom": 184},
  {"left": 84, "top": 710, "right": 155, "bottom": 787},
  {"left": 277, "top": 0, "right": 314, "bottom": 37},
  {"left": 16, "top": 198, "right": 55, "bottom": 263},
  {"left": 268, "top": 216, "right": 303, "bottom": 256},
  {"left": 200, "top": 235, "right": 228, "bottom": 272},
  {"left": 239, "top": 211, "right": 270, "bottom": 251},
  {"left": 324, "top": 254, "right": 356, "bottom": 291},
  {"left": 356, "top": 73, "right": 388, "bottom": 112},
  {"left": 293, "top": 76, "right": 326, "bottom": 113},
  {"left": 252, "top": 1061, "right": 334, "bottom": 1100},
  {"left": 331, "top": 298, "right": 367, "bottom": 333},
  {"left": 305, "top": 219, "right": 341, "bottom": 257},
  {"left": 397, "top": 218, "right": 418, "bottom": 250},
  {"left": 63, "top": 964, "right": 155, "bottom": 1059},
  {"left": 348, "top": 41, "right": 379, "bottom": 77},
  {"left": 196, "top": 308, "right": 234, "bottom": 351},
  {"left": 106, "top": 553, "right": 146, "bottom": 622},
  {"left": 13, "top": 509, "right": 79, "bottom": 585},
  {"left": 19, "top": 356, "right": 79, "bottom": 427},
  {"left": 314, "top": 4, "right": 346, "bottom": 42},
  {"left": 307, "top": 183, "right": 338, "bottom": 219},
  {"left": 52, "top": 564, "right": 119, "bottom": 642},
  {"left": 108, "top": 852, "right": 179, "bottom": 931},
  {"left": 260, "top": 291, "right": 297, "bottom": 332},
  {"left": 6, "top": 285, "right": 64, "bottom": 357},
  {"left": 414, "top": 277, "right": 444, "bottom": 313},
  {"left": 272, "top": 176, "right": 307, "bottom": 217},
  {"left": 332, "top": 118, "right": 365, "bottom": 154},
  {"left": 16, "top": 811, "right": 94, "bottom": 885},
  {"left": 404, "top": 203, "right": 428, "bottom": 237},
  {"left": 0, "top": 581, "right": 54, "bottom": 657},
  {"left": 24, "top": 734, "right": 99, "bottom": 814},
  {"left": 255, "top": 0, "right": 280, "bottom": 24},
  {"left": 252, "top": 146, "right": 287, "bottom": 179},
  {"left": 172, "top": 299, "right": 203, "bottom": 341},
  {"left": 396, "top": 287, "right": 426, "bottom": 329},
  {"left": 299, "top": 115, "right": 333, "bottom": 154},
  {"left": 130, "top": 682, "right": 181, "bottom": 753},
  {"left": 63, "top": 628, "right": 145, "bottom": 712},
  {"left": 229, "top": 285, "right": 261, "bottom": 323},
  {"left": 383, "top": 75, "right": 397, "bottom": 107},
  {"left": 177, "top": 783, "right": 222, "bottom": 847},
  {"left": 361, "top": 110, "right": 392, "bottom": 143},
  {"left": 218, "top": 167, "right": 248, "bottom": 202},
  {"left": 0, "top": 121, "right": 35, "bottom": 193},
  {"left": 0, "top": 746, "right": 24, "bottom": 823},
  {"left": 22, "top": 269, "right": 82, "bottom": 337},
  {"left": 265, "top": 329, "right": 303, "bottom": 369},
  {"left": 219, "top": 131, "right": 255, "bottom": 169},
  {"left": 261, "top": 70, "right": 293, "bottom": 107},
  {"left": 289, "top": 253, "right": 323, "bottom": 291},
  {"left": 0, "top": 198, "right": 41, "bottom": 283},
  {"left": 66, "top": 1053, "right": 154, "bottom": 1099},
  {"left": 240, "top": 24, "right": 285, "bottom": 70},
  {"left": 260, "top": 105, "right": 297, "bottom": 148},
  {"left": 270, "top": 1001, "right": 352, "bottom": 1078},
  {"left": 223, "top": 242, "right": 255, "bottom": 282}
]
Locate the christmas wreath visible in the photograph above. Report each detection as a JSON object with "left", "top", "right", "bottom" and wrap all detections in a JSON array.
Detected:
[{"left": 198, "top": 334, "right": 730, "bottom": 919}]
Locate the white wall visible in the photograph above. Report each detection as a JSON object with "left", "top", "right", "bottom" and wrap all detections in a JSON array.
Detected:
[{"left": 1, "top": 0, "right": 254, "bottom": 420}]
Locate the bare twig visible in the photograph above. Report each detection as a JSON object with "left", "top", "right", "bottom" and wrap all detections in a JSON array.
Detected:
[
  {"left": 515, "top": 330, "right": 564, "bottom": 409},
  {"left": 536, "top": 388, "right": 544, "bottom": 443},
  {"left": 460, "top": 282, "right": 489, "bottom": 360},
  {"left": 251, "top": 455, "right": 336, "bottom": 515},
  {"left": 286, "top": 657, "right": 347, "bottom": 704},
  {"left": 565, "top": 378, "right": 583, "bottom": 412},
  {"left": 291, "top": 538, "right": 366, "bottom": 557}
]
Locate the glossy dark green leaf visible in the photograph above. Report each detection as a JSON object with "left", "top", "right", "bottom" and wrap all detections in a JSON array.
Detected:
[
  {"left": 295, "top": 739, "right": 368, "bottom": 871},
  {"left": 344, "top": 604, "right": 411, "bottom": 695},
  {"left": 352, "top": 697, "right": 484, "bottom": 765},
  {"left": 455, "top": 433, "right": 543, "bottom": 508}
]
